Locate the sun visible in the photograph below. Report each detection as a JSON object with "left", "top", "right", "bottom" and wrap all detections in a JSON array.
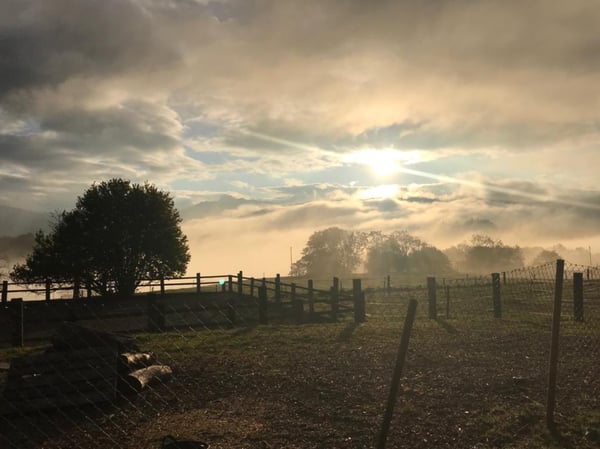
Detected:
[{"left": 345, "top": 148, "right": 421, "bottom": 177}]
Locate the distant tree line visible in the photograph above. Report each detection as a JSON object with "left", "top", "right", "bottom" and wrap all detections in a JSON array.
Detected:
[{"left": 290, "top": 228, "right": 554, "bottom": 277}]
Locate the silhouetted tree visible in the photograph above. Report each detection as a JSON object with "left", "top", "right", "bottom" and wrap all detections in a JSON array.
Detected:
[
  {"left": 290, "top": 227, "right": 367, "bottom": 277},
  {"left": 456, "top": 234, "right": 524, "bottom": 273},
  {"left": 365, "top": 231, "right": 423, "bottom": 274},
  {"left": 409, "top": 246, "right": 453, "bottom": 275},
  {"left": 530, "top": 249, "right": 561, "bottom": 266},
  {"left": 11, "top": 179, "right": 190, "bottom": 298},
  {"left": 365, "top": 230, "right": 451, "bottom": 274}
]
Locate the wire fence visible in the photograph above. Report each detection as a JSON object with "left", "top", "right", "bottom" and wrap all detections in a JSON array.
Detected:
[{"left": 1, "top": 261, "right": 599, "bottom": 448}]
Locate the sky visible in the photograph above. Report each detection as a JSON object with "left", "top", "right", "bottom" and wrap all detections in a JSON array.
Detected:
[{"left": 1, "top": 0, "right": 600, "bottom": 276}]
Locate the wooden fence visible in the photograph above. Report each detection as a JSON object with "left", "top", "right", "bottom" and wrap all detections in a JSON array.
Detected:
[{"left": 0, "top": 272, "right": 366, "bottom": 347}]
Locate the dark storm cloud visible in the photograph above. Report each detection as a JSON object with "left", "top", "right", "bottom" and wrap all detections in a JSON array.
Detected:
[{"left": 0, "top": 0, "right": 177, "bottom": 99}]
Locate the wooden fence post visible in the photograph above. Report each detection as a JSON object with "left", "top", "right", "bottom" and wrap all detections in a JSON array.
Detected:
[
  {"left": 377, "top": 299, "right": 418, "bottom": 449},
  {"left": 353, "top": 279, "right": 365, "bottom": 323},
  {"left": 1, "top": 281, "right": 7, "bottom": 305},
  {"left": 502, "top": 272, "right": 507, "bottom": 285},
  {"left": 147, "top": 294, "right": 165, "bottom": 332},
  {"left": 386, "top": 275, "right": 391, "bottom": 296},
  {"left": 291, "top": 283, "right": 303, "bottom": 324},
  {"left": 228, "top": 275, "right": 233, "bottom": 293},
  {"left": 427, "top": 276, "right": 437, "bottom": 320},
  {"left": 237, "top": 271, "right": 243, "bottom": 296},
  {"left": 573, "top": 272, "right": 584, "bottom": 322},
  {"left": 258, "top": 285, "right": 268, "bottom": 324},
  {"left": 45, "top": 278, "right": 51, "bottom": 302},
  {"left": 547, "top": 259, "right": 565, "bottom": 430},
  {"left": 196, "top": 272, "right": 201, "bottom": 294},
  {"left": 72, "top": 280, "right": 80, "bottom": 300},
  {"left": 492, "top": 273, "right": 502, "bottom": 318},
  {"left": 275, "top": 274, "right": 281, "bottom": 303},
  {"left": 250, "top": 277, "right": 255, "bottom": 297},
  {"left": 331, "top": 277, "right": 339, "bottom": 321},
  {"left": 160, "top": 277, "right": 165, "bottom": 297},
  {"left": 445, "top": 285, "right": 450, "bottom": 319},
  {"left": 308, "top": 279, "right": 315, "bottom": 318},
  {"left": 86, "top": 283, "right": 92, "bottom": 299},
  {"left": 11, "top": 298, "right": 24, "bottom": 347}
]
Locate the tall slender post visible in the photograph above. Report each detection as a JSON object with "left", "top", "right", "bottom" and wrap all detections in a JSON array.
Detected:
[
  {"left": 228, "top": 275, "right": 233, "bottom": 293},
  {"left": 377, "top": 299, "right": 418, "bottom": 449},
  {"left": 160, "top": 277, "right": 165, "bottom": 296},
  {"left": 1, "top": 280, "right": 7, "bottom": 305},
  {"left": 573, "top": 272, "right": 584, "bottom": 322},
  {"left": 492, "top": 273, "right": 502, "bottom": 318},
  {"left": 386, "top": 275, "right": 391, "bottom": 296},
  {"left": 45, "top": 278, "right": 51, "bottom": 302},
  {"left": 427, "top": 276, "right": 437, "bottom": 320},
  {"left": 547, "top": 259, "right": 565, "bottom": 430},
  {"left": 250, "top": 277, "right": 255, "bottom": 297},
  {"left": 196, "top": 272, "right": 201, "bottom": 294}
]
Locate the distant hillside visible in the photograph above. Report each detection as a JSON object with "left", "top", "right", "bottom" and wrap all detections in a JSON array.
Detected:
[{"left": 0, "top": 205, "right": 48, "bottom": 237}]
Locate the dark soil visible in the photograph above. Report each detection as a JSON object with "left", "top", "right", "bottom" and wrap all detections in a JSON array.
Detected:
[{"left": 1, "top": 313, "right": 599, "bottom": 449}]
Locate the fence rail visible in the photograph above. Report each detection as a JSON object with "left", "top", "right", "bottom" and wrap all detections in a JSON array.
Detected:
[{"left": 0, "top": 272, "right": 365, "bottom": 347}]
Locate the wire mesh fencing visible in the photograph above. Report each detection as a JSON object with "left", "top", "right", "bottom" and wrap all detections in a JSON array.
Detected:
[{"left": 1, "top": 262, "right": 599, "bottom": 448}]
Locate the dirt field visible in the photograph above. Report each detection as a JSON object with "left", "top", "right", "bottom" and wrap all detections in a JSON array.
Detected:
[{"left": 1, "top": 302, "right": 599, "bottom": 449}]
